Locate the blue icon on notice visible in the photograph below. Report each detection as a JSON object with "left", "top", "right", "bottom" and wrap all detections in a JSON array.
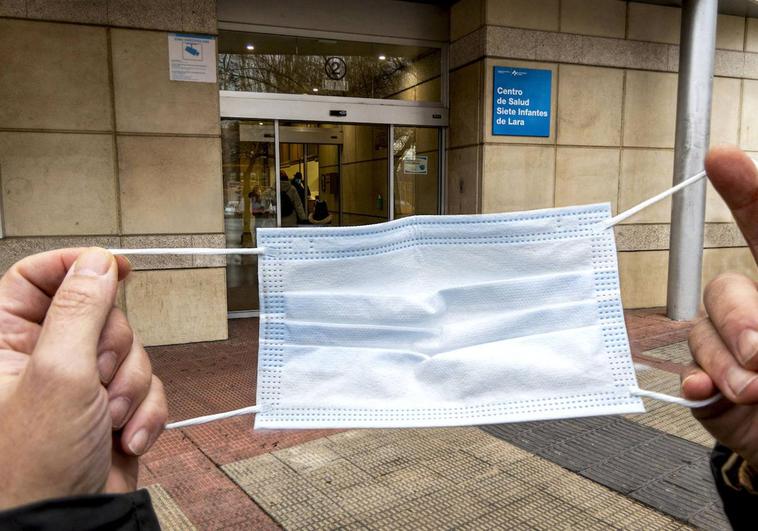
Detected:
[{"left": 185, "top": 45, "right": 200, "bottom": 57}]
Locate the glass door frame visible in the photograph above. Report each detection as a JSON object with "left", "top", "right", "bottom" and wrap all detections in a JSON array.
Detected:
[{"left": 222, "top": 111, "right": 447, "bottom": 319}]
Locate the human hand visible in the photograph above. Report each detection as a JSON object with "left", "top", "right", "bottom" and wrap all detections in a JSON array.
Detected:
[
  {"left": 682, "top": 146, "right": 758, "bottom": 468},
  {"left": 0, "top": 248, "right": 168, "bottom": 510}
]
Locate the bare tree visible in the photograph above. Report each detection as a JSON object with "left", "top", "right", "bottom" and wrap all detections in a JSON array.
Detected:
[{"left": 218, "top": 53, "right": 413, "bottom": 99}]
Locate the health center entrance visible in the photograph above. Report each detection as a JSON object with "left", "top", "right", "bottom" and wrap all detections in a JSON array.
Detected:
[
  {"left": 221, "top": 118, "right": 445, "bottom": 315},
  {"left": 217, "top": 26, "right": 449, "bottom": 316}
]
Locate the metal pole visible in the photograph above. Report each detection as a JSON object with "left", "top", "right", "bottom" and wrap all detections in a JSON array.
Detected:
[{"left": 666, "top": 0, "right": 717, "bottom": 321}]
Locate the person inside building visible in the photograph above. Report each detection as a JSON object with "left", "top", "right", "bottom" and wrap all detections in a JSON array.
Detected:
[
  {"left": 279, "top": 170, "right": 308, "bottom": 227},
  {"left": 292, "top": 171, "right": 310, "bottom": 214},
  {"left": 308, "top": 196, "right": 333, "bottom": 225},
  {"left": 0, "top": 146, "right": 757, "bottom": 529}
]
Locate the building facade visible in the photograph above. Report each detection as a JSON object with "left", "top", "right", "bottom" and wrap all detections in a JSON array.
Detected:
[{"left": 0, "top": 0, "right": 756, "bottom": 346}]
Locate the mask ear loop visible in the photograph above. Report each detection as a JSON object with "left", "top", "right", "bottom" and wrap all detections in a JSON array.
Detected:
[
  {"left": 165, "top": 405, "right": 264, "bottom": 430},
  {"left": 599, "top": 170, "right": 707, "bottom": 230},
  {"left": 105, "top": 246, "right": 267, "bottom": 429},
  {"left": 628, "top": 386, "right": 721, "bottom": 409},
  {"left": 599, "top": 168, "right": 723, "bottom": 409},
  {"left": 108, "top": 247, "right": 266, "bottom": 256}
]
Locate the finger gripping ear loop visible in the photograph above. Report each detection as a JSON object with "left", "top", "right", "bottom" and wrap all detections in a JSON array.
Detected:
[{"left": 629, "top": 386, "right": 722, "bottom": 408}]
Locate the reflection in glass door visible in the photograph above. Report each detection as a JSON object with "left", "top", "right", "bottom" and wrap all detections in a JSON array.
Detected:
[
  {"left": 340, "top": 125, "right": 389, "bottom": 226},
  {"left": 393, "top": 126, "right": 440, "bottom": 218},
  {"left": 222, "top": 119, "right": 276, "bottom": 312}
]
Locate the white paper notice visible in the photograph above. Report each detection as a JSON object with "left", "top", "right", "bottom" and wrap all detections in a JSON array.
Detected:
[{"left": 168, "top": 34, "right": 217, "bottom": 83}]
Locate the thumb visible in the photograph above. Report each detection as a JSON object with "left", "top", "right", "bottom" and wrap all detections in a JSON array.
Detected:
[{"left": 30, "top": 248, "right": 119, "bottom": 384}]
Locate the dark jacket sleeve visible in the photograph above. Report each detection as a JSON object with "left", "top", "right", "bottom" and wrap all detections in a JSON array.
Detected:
[
  {"left": 711, "top": 443, "right": 756, "bottom": 531},
  {"left": 0, "top": 489, "right": 161, "bottom": 531}
]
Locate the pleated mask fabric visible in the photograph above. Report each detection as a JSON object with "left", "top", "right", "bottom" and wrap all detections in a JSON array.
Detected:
[{"left": 254, "top": 202, "right": 646, "bottom": 429}]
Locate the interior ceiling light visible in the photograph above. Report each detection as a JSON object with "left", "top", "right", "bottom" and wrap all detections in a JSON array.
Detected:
[
  {"left": 245, "top": 43, "right": 255, "bottom": 51},
  {"left": 378, "top": 54, "right": 386, "bottom": 60}
]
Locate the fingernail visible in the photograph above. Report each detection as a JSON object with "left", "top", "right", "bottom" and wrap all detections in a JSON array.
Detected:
[
  {"left": 737, "top": 329, "right": 758, "bottom": 365},
  {"left": 75, "top": 248, "right": 113, "bottom": 277},
  {"left": 681, "top": 374, "right": 697, "bottom": 388},
  {"left": 726, "top": 366, "right": 758, "bottom": 396},
  {"left": 97, "top": 351, "right": 118, "bottom": 383},
  {"left": 128, "top": 428, "right": 149, "bottom": 455},
  {"left": 109, "top": 397, "right": 131, "bottom": 429}
]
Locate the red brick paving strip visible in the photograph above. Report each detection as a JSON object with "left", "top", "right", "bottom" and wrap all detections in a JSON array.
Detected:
[
  {"left": 140, "top": 319, "right": 338, "bottom": 529},
  {"left": 140, "top": 429, "right": 280, "bottom": 530}
]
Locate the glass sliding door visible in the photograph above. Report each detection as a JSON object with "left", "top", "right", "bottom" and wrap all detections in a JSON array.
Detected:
[
  {"left": 278, "top": 122, "right": 343, "bottom": 227},
  {"left": 222, "top": 119, "right": 276, "bottom": 313},
  {"left": 221, "top": 119, "right": 443, "bottom": 316},
  {"left": 393, "top": 126, "right": 440, "bottom": 218},
  {"left": 341, "top": 124, "right": 389, "bottom": 226}
]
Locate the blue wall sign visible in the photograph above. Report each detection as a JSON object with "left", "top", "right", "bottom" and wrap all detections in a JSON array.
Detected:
[{"left": 492, "top": 66, "right": 552, "bottom": 137}]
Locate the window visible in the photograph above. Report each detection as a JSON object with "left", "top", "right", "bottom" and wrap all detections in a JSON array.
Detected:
[{"left": 218, "top": 31, "right": 442, "bottom": 103}]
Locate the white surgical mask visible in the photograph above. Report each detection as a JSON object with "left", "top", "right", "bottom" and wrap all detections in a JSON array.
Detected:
[
  {"left": 254, "top": 203, "right": 641, "bottom": 429},
  {"left": 111, "top": 170, "right": 720, "bottom": 431}
]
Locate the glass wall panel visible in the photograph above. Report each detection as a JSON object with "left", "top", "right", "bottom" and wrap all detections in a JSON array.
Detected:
[
  {"left": 341, "top": 124, "right": 389, "bottom": 225},
  {"left": 222, "top": 119, "right": 276, "bottom": 312},
  {"left": 278, "top": 122, "right": 343, "bottom": 227},
  {"left": 218, "top": 31, "right": 441, "bottom": 103},
  {"left": 393, "top": 126, "right": 439, "bottom": 218}
]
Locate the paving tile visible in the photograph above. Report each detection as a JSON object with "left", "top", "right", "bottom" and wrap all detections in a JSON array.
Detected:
[
  {"left": 378, "top": 463, "right": 451, "bottom": 499},
  {"left": 632, "top": 480, "right": 712, "bottom": 521},
  {"left": 643, "top": 341, "right": 693, "bottom": 364},
  {"left": 628, "top": 365, "right": 715, "bottom": 446},
  {"left": 140, "top": 430, "right": 279, "bottom": 530},
  {"left": 363, "top": 489, "right": 490, "bottom": 531},
  {"left": 455, "top": 468, "right": 534, "bottom": 508},
  {"left": 303, "top": 458, "right": 374, "bottom": 493},
  {"left": 420, "top": 450, "right": 494, "bottom": 484},
  {"left": 582, "top": 436, "right": 701, "bottom": 494},
  {"left": 459, "top": 435, "right": 533, "bottom": 466},
  {"left": 146, "top": 484, "right": 197, "bottom": 531},
  {"left": 592, "top": 499, "right": 688, "bottom": 531},
  {"left": 346, "top": 441, "right": 419, "bottom": 478},
  {"left": 689, "top": 502, "right": 730, "bottom": 531},
  {"left": 497, "top": 487, "right": 609, "bottom": 531},
  {"left": 326, "top": 429, "right": 398, "bottom": 458},
  {"left": 273, "top": 438, "right": 342, "bottom": 473},
  {"left": 325, "top": 482, "right": 406, "bottom": 517},
  {"left": 274, "top": 491, "right": 359, "bottom": 531},
  {"left": 538, "top": 421, "right": 657, "bottom": 472}
]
